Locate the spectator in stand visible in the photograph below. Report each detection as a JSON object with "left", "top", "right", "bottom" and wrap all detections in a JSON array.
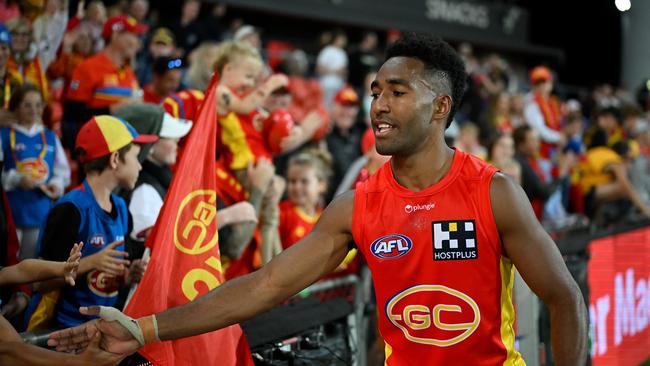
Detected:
[
  {"left": 127, "top": 0, "right": 149, "bottom": 25},
  {"left": 0, "top": 0, "right": 19, "bottom": 23},
  {"left": 213, "top": 41, "right": 288, "bottom": 177},
  {"left": 142, "top": 56, "right": 183, "bottom": 104},
  {"left": 454, "top": 122, "right": 487, "bottom": 159},
  {"left": 135, "top": 27, "right": 176, "bottom": 86},
  {"left": 524, "top": 65, "right": 566, "bottom": 159},
  {"left": 477, "top": 53, "right": 508, "bottom": 100},
  {"left": 325, "top": 86, "right": 364, "bottom": 199},
  {"left": 6, "top": 17, "right": 51, "bottom": 102},
  {"left": 621, "top": 104, "right": 643, "bottom": 138},
  {"left": 283, "top": 50, "right": 324, "bottom": 122},
  {"left": 168, "top": 0, "right": 203, "bottom": 57},
  {"left": 347, "top": 31, "right": 381, "bottom": 90},
  {"left": 234, "top": 25, "right": 261, "bottom": 52},
  {"left": 184, "top": 41, "right": 219, "bottom": 91},
  {"left": 279, "top": 149, "right": 332, "bottom": 250},
  {"left": 578, "top": 130, "right": 650, "bottom": 221},
  {"left": 488, "top": 133, "right": 521, "bottom": 184},
  {"left": 47, "top": 24, "right": 94, "bottom": 98},
  {"left": 67, "top": 0, "right": 107, "bottom": 54},
  {"left": 629, "top": 123, "right": 650, "bottom": 205},
  {"left": 201, "top": 2, "right": 228, "bottom": 42},
  {"left": 32, "top": 0, "right": 69, "bottom": 70},
  {"left": 1, "top": 85, "right": 70, "bottom": 260},
  {"left": 122, "top": 108, "right": 191, "bottom": 240},
  {"left": 334, "top": 127, "right": 390, "bottom": 197},
  {"left": 510, "top": 92, "right": 526, "bottom": 128},
  {"left": 480, "top": 92, "right": 512, "bottom": 143},
  {"left": 61, "top": 15, "right": 147, "bottom": 155},
  {"left": 0, "top": 23, "right": 21, "bottom": 120},
  {"left": 218, "top": 157, "right": 277, "bottom": 277},
  {"left": 360, "top": 70, "right": 377, "bottom": 127},
  {"left": 585, "top": 107, "right": 625, "bottom": 148},
  {"left": 316, "top": 29, "right": 348, "bottom": 108},
  {"left": 514, "top": 125, "right": 574, "bottom": 220},
  {"left": 31, "top": 115, "right": 156, "bottom": 330}
]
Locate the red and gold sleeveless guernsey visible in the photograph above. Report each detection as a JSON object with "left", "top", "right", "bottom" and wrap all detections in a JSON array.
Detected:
[{"left": 352, "top": 149, "right": 525, "bottom": 365}]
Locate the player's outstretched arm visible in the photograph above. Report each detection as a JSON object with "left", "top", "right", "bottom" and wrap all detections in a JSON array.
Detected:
[
  {"left": 49, "top": 191, "right": 355, "bottom": 354},
  {"left": 490, "top": 173, "right": 588, "bottom": 366}
]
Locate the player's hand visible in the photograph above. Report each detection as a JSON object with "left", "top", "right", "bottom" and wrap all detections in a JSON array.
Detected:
[
  {"left": 88, "top": 240, "right": 129, "bottom": 277},
  {"left": 78, "top": 330, "right": 127, "bottom": 366},
  {"left": 64, "top": 242, "right": 83, "bottom": 286},
  {"left": 48, "top": 307, "right": 142, "bottom": 355}
]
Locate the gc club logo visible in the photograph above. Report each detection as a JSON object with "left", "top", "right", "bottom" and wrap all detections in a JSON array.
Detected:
[
  {"left": 174, "top": 189, "right": 219, "bottom": 255},
  {"left": 87, "top": 270, "right": 120, "bottom": 297},
  {"left": 371, "top": 234, "right": 413, "bottom": 259},
  {"left": 18, "top": 158, "right": 49, "bottom": 183},
  {"left": 386, "top": 284, "right": 480, "bottom": 347}
]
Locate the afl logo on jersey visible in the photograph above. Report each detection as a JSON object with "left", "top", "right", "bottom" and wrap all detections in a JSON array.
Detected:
[
  {"left": 386, "top": 284, "right": 480, "bottom": 347},
  {"left": 89, "top": 234, "right": 106, "bottom": 248},
  {"left": 371, "top": 234, "right": 413, "bottom": 259}
]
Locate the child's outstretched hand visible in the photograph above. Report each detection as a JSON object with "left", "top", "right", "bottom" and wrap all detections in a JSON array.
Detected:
[{"left": 64, "top": 242, "right": 84, "bottom": 286}]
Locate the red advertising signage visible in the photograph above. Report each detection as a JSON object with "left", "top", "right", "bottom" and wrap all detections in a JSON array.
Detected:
[{"left": 588, "top": 226, "right": 650, "bottom": 366}]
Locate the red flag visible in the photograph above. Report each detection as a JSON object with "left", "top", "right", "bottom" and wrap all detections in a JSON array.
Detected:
[{"left": 124, "top": 74, "right": 254, "bottom": 366}]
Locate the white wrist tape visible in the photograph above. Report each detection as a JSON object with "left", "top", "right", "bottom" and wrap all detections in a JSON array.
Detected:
[{"left": 97, "top": 306, "right": 147, "bottom": 346}]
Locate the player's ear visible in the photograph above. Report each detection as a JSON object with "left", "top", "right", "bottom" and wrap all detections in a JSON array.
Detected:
[{"left": 431, "top": 95, "right": 452, "bottom": 123}]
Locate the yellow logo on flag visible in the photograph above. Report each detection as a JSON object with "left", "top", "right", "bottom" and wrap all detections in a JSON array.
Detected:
[{"left": 174, "top": 189, "right": 219, "bottom": 255}]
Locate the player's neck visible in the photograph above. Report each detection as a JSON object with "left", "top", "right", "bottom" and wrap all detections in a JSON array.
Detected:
[
  {"left": 391, "top": 140, "right": 455, "bottom": 192},
  {"left": 86, "top": 173, "right": 118, "bottom": 212}
]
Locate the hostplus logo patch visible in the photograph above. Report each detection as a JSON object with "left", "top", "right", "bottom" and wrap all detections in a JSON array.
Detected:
[{"left": 431, "top": 220, "right": 478, "bottom": 261}]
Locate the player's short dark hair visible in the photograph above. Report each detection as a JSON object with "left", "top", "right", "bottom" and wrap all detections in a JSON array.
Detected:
[{"left": 385, "top": 33, "right": 467, "bottom": 128}]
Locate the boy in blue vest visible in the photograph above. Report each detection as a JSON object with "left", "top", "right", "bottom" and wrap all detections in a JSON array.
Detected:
[{"left": 32, "top": 115, "right": 158, "bottom": 329}]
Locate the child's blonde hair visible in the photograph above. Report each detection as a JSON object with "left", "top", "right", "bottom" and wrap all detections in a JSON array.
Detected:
[
  {"left": 288, "top": 149, "right": 333, "bottom": 185},
  {"left": 213, "top": 40, "right": 262, "bottom": 74}
]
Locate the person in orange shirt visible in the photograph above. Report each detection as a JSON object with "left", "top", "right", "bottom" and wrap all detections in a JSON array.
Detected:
[
  {"left": 61, "top": 15, "right": 147, "bottom": 155},
  {"left": 46, "top": 24, "right": 95, "bottom": 98},
  {"left": 279, "top": 149, "right": 332, "bottom": 249}
]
